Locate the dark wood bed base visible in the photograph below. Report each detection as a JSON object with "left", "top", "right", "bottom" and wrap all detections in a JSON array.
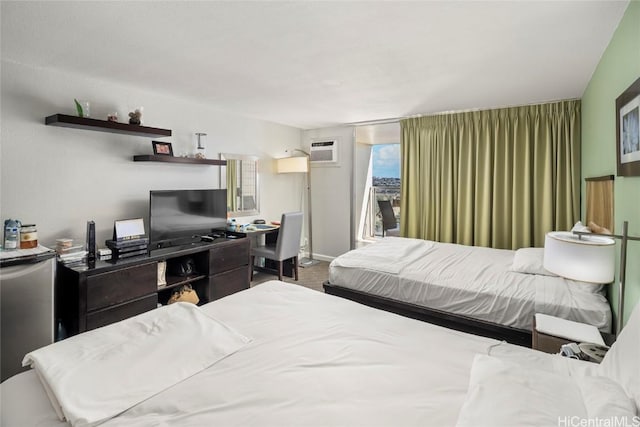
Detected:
[{"left": 323, "top": 282, "right": 532, "bottom": 348}]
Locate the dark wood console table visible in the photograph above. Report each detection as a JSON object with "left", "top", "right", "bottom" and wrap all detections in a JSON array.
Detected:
[{"left": 56, "top": 237, "right": 250, "bottom": 339}]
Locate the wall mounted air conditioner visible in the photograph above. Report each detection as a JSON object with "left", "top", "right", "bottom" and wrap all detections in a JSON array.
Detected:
[{"left": 309, "top": 139, "right": 338, "bottom": 165}]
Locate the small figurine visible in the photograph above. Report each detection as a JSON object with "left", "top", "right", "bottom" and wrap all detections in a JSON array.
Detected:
[
  {"left": 195, "top": 152, "right": 206, "bottom": 159},
  {"left": 107, "top": 112, "right": 118, "bottom": 122},
  {"left": 128, "top": 107, "right": 143, "bottom": 125}
]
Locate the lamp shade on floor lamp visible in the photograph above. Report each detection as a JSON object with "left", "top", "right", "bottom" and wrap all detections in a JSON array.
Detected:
[{"left": 276, "top": 157, "right": 308, "bottom": 174}]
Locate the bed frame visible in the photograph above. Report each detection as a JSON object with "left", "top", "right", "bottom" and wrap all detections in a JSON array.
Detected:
[{"left": 323, "top": 281, "right": 532, "bottom": 347}]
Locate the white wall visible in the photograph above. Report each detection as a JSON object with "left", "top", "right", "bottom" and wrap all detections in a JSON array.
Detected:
[
  {"left": 354, "top": 140, "right": 373, "bottom": 241},
  {"left": 1, "top": 60, "right": 302, "bottom": 247},
  {"left": 302, "top": 126, "right": 354, "bottom": 260}
]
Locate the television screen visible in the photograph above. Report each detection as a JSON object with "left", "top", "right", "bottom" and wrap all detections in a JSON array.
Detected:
[{"left": 149, "top": 189, "right": 227, "bottom": 248}]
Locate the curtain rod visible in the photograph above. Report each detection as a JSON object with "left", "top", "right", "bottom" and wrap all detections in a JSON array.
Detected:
[
  {"left": 346, "top": 97, "right": 581, "bottom": 127},
  {"left": 347, "top": 117, "right": 402, "bottom": 126}
]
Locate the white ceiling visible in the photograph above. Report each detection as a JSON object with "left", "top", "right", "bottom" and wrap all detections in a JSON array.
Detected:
[{"left": 1, "top": 1, "right": 629, "bottom": 130}]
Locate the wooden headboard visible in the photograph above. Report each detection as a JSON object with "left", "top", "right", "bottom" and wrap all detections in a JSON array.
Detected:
[{"left": 585, "top": 175, "right": 614, "bottom": 233}]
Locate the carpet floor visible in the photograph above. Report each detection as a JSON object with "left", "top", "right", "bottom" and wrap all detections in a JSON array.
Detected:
[{"left": 250, "top": 260, "right": 330, "bottom": 293}]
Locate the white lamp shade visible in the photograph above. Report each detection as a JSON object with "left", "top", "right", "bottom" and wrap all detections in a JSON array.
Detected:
[
  {"left": 543, "top": 231, "right": 615, "bottom": 284},
  {"left": 276, "top": 156, "right": 308, "bottom": 174}
]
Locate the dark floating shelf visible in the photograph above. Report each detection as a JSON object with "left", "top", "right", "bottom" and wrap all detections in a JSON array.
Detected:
[
  {"left": 45, "top": 114, "right": 172, "bottom": 138},
  {"left": 133, "top": 155, "right": 227, "bottom": 166}
]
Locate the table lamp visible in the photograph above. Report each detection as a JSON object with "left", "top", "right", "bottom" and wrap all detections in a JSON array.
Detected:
[
  {"left": 543, "top": 232, "right": 615, "bottom": 284},
  {"left": 544, "top": 221, "right": 640, "bottom": 335}
]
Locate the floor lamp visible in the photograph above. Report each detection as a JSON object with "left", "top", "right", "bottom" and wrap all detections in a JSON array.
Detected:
[{"left": 276, "top": 151, "right": 319, "bottom": 266}]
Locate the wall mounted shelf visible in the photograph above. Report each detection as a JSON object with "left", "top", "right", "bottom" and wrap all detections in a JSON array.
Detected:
[
  {"left": 45, "top": 114, "right": 172, "bottom": 138},
  {"left": 133, "top": 155, "right": 227, "bottom": 166}
]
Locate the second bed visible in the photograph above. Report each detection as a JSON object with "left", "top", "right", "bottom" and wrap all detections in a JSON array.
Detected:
[{"left": 324, "top": 237, "right": 612, "bottom": 345}]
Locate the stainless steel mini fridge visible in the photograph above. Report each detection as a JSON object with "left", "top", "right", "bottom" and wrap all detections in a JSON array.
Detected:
[{"left": 0, "top": 250, "right": 55, "bottom": 382}]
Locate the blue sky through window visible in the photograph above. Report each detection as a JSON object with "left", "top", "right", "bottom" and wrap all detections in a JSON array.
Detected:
[{"left": 372, "top": 144, "right": 400, "bottom": 178}]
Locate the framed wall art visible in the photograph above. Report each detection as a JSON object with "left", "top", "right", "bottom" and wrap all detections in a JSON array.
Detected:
[
  {"left": 616, "top": 77, "right": 640, "bottom": 176},
  {"left": 152, "top": 141, "right": 174, "bottom": 156}
]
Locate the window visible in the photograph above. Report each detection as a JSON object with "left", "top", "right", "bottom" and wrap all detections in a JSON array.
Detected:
[{"left": 365, "top": 144, "right": 400, "bottom": 238}]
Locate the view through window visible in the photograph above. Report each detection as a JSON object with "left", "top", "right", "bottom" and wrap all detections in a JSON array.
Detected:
[{"left": 372, "top": 144, "right": 400, "bottom": 236}]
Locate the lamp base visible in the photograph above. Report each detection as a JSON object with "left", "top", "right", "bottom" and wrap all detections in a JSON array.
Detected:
[{"left": 299, "top": 257, "right": 320, "bottom": 268}]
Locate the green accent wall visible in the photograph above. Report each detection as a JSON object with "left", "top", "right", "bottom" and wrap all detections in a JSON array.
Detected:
[{"left": 582, "top": 0, "right": 640, "bottom": 329}]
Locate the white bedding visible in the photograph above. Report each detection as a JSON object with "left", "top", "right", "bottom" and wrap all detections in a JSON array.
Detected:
[
  {"left": 330, "top": 237, "right": 612, "bottom": 332},
  {"left": 1, "top": 281, "right": 631, "bottom": 427},
  {"left": 21, "top": 302, "right": 251, "bottom": 427},
  {"left": 456, "top": 354, "right": 637, "bottom": 427}
]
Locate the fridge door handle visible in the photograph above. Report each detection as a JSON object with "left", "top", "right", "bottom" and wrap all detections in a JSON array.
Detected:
[{"left": 0, "top": 259, "right": 53, "bottom": 280}]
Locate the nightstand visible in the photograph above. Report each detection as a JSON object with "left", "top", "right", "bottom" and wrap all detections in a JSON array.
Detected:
[{"left": 532, "top": 313, "right": 614, "bottom": 362}]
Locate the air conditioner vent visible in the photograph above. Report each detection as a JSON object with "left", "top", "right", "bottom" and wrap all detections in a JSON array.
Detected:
[{"left": 310, "top": 140, "right": 337, "bottom": 164}]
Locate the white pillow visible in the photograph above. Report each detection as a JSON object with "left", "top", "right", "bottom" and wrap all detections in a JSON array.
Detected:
[
  {"left": 576, "top": 375, "right": 638, "bottom": 420},
  {"left": 510, "top": 247, "right": 558, "bottom": 276},
  {"left": 599, "top": 301, "right": 640, "bottom": 411},
  {"left": 456, "top": 355, "right": 636, "bottom": 427}
]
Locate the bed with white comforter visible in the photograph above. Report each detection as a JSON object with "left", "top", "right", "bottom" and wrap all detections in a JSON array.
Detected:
[
  {"left": 328, "top": 237, "right": 612, "bottom": 333},
  {"left": 1, "top": 281, "right": 637, "bottom": 427}
]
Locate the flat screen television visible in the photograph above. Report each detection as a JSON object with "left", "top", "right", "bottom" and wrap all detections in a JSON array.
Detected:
[{"left": 149, "top": 189, "right": 227, "bottom": 248}]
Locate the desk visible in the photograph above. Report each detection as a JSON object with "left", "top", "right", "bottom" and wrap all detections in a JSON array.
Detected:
[
  {"left": 240, "top": 225, "right": 279, "bottom": 248},
  {"left": 243, "top": 224, "right": 280, "bottom": 235},
  {"left": 240, "top": 225, "right": 295, "bottom": 279}
]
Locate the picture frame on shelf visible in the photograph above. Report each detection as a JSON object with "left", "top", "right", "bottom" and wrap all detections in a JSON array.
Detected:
[
  {"left": 152, "top": 141, "right": 174, "bottom": 156},
  {"left": 616, "top": 76, "right": 640, "bottom": 177}
]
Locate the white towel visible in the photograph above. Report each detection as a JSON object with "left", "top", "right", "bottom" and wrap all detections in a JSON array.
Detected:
[{"left": 331, "top": 237, "right": 432, "bottom": 274}]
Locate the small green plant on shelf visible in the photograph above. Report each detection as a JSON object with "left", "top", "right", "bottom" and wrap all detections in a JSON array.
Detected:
[{"left": 74, "top": 99, "right": 90, "bottom": 118}]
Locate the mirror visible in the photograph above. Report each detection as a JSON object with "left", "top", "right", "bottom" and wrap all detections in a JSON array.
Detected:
[{"left": 220, "top": 153, "right": 260, "bottom": 217}]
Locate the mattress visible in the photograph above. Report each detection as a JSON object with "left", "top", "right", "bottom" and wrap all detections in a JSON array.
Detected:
[
  {"left": 0, "top": 281, "right": 580, "bottom": 427},
  {"left": 329, "top": 237, "right": 612, "bottom": 332}
]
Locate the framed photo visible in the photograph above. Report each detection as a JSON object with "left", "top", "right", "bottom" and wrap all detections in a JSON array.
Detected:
[
  {"left": 616, "top": 77, "right": 640, "bottom": 176},
  {"left": 152, "top": 141, "right": 173, "bottom": 156}
]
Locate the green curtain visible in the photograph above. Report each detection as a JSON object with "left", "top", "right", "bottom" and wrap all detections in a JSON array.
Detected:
[
  {"left": 226, "top": 160, "right": 238, "bottom": 212},
  {"left": 400, "top": 100, "right": 581, "bottom": 249}
]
